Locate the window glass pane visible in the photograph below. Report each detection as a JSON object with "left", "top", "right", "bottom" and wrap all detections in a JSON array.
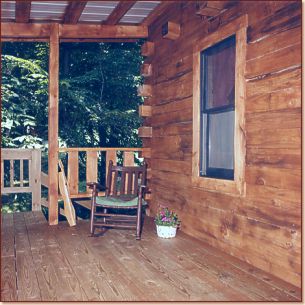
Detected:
[
  {"left": 204, "top": 36, "right": 235, "bottom": 110},
  {"left": 200, "top": 113, "right": 207, "bottom": 176},
  {"left": 208, "top": 111, "right": 234, "bottom": 170}
]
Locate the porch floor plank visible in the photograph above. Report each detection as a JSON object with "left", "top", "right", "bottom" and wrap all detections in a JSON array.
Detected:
[
  {"left": 13, "top": 213, "right": 42, "bottom": 301},
  {"left": 1, "top": 211, "right": 301, "bottom": 302},
  {"left": 1, "top": 257, "right": 17, "bottom": 301},
  {"left": 23, "top": 212, "right": 88, "bottom": 301}
]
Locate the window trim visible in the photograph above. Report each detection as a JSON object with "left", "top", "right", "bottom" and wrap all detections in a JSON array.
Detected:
[
  {"left": 192, "top": 15, "right": 248, "bottom": 196},
  {"left": 200, "top": 35, "right": 236, "bottom": 180}
]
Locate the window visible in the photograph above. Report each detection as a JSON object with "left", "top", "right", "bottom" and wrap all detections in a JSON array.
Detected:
[
  {"left": 192, "top": 15, "right": 247, "bottom": 195},
  {"left": 200, "top": 35, "right": 236, "bottom": 180}
]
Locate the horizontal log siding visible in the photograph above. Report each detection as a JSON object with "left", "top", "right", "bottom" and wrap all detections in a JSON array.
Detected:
[{"left": 146, "top": 1, "right": 301, "bottom": 287}]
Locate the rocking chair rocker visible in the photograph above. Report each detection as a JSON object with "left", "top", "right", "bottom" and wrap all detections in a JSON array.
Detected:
[{"left": 87, "top": 160, "right": 147, "bottom": 240}]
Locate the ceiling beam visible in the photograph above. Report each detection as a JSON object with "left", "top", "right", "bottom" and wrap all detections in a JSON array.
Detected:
[
  {"left": 60, "top": 24, "right": 148, "bottom": 39},
  {"left": 104, "top": 1, "right": 136, "bottom": 25},
  {"left": 1, "top": 23, "right": 148, "bottom": 40},
  {"left": 60, "top": 38, "right": 138, "bottom": 43},
  {"left": 15, "top": 1, "right": 31, "bottom": 23},
  {"left": 63, "top": 1, "right": 87, "bottom": 24},
  {"left": 1, "top": 23, "right": 51, "bottom": 38},
  {"left": 141, "top": 1, "right": 173, "bottom": 26}
]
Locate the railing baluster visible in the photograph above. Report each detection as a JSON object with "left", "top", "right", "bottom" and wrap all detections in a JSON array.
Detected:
[
  {"left": 124, "top": 151, "right": 135, "bottom": 194},
  {"left": 67, "top": 151, "right": 79, "bottom": 195},
  {"left": 106, "top": 150, "right": 117, "bottom": 176},
  {"left": 31, "top": 149, "right": 41, "bottom": 211},
  {"left": 86, "top": 151, "right": 98, "bottom": 193},
  {"left": 9, "top": 160, "right": 14, "bottom": 187},
  {"left": 28, "top": 159, "right": 32, "bottom": 187},
  {"left": 20, "top": 160, "right": 24, "bottom": 187},
  {"left": 106, "top": 150, "right": 117, "bottom": 194},
  {"left": 1, "top": 160, "right": 4, "bottom": 190}
]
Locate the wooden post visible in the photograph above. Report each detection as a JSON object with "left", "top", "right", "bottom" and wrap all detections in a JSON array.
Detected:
[
  {"left": 31, "top": 149, "right": 41, "bottom": 211},
  {"left": 48, "top": 23, "right": 59, "bottom": 225}
]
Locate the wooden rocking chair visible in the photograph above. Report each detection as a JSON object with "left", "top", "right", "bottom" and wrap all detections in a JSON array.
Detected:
[{"left": 87, "top": 160, "right": 147, "bottom": 240}]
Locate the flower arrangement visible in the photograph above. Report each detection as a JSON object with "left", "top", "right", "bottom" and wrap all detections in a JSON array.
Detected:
[{"left": 154, "top": 206, "right": 180, "bottom": 227}]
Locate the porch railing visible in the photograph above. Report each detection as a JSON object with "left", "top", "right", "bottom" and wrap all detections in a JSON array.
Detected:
[
  {"left": 1, "top": 147, "right": 150, "bottom": 213},
  {"left": 1, "top": 148, "right": 41, "bottom": 211},
  {"left": 57, "top": 147, "right": 149, "bottom": 199}
]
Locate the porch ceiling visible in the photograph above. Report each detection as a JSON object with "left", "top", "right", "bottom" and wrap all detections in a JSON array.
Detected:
[{"left": 1, "top": 0, "right": 163, "bottom": 25}]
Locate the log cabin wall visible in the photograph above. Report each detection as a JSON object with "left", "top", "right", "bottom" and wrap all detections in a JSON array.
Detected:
[{"left": 143, "top": 1, "right": 301, "bottom": 287}]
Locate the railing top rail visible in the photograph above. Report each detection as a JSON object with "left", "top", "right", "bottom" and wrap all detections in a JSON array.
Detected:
[
  {"left": 2, "top": 149, "right": 40, "bottom": 160},
  {"left": 58, "top": 147, "right": 144, "bottom": 153},
  {"left": 2, "top": 148, "right": 41, "bottom": 151}
]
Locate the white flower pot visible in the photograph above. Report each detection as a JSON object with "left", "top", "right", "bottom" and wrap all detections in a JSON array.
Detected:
[{"left": 156, "top": 225, "right": 177, "bottom": 238}]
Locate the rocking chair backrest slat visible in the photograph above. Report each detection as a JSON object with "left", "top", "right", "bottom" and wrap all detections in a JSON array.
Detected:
[
  {"left": 133, "top": 171, "right": 139, "bottom": 194},
  {"left": 127, "top": 171, "right": 133, "bottom": 195},
  {"left": 106, "top": 160, "right": 146, "bottom": 198},
  {"left": 113, "top": 170, "right": 118, "bottom": 196},
  {"left": 120, "top": 171, "right": 126, "bottom": 195}
]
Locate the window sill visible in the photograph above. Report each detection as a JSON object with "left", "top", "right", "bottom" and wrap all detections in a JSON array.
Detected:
[{"left": 191, "top": 176, "right": 245, "bottom": 197}]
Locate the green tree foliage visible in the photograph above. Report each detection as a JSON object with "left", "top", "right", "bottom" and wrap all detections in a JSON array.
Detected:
[
  {"left": 2, "top": 41, "right": 143, "bottom": 150},
  {"left": 59, "top": 42, "right": 143, "bottom": 148},
  {"left": 1, "top": 41, "right": 144, "bottom": 213},
  {"left": 1, "top": 53, "right": 48, "bottom": 148}
]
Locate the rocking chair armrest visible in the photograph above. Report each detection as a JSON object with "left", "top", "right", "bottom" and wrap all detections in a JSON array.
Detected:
[{"left": 86, "top": 182, "right": 107, "bottom": 191}]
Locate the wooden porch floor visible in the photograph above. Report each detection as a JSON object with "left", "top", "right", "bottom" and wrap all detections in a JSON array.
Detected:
[{"left": 1, "top": 211, "right": 301, "bottom": 302}]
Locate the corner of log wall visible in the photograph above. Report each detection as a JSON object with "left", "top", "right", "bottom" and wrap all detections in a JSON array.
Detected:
[
  {"left": 139, "top": 105, "right": 152, "bottom": 117},
  {"left": 162, "top": 21, "right": 181, "bottom": 40},
  {"left": 141, "top": 41, "right": 154, "bottom": 57},
  {"left": 138, "top": 84, "right": 153, "bottom": 97},
  {"left": 138, "top": 126, "right": 152, "bottom": 138}
]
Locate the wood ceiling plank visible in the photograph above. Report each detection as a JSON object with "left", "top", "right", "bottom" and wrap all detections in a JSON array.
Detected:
[
  {"left": 104, "top": 1, "right": 136, "bottom": 25},
  {"left": 15, "top": 1, "right": 31, "bottom": 23},
  {"left": 63, "top": 1, "right": 87, "bottom": 24}
]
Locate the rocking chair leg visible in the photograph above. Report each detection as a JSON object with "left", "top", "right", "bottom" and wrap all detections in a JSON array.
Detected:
[
  {"left": 90, "top": 214, "right": 95, "bottom": 236},
  {"left": 136, "top": 196, "right": 143, "bottom": 240},
  {"left": 90, "top": 186, "right": 97, "bottom": 237}
]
